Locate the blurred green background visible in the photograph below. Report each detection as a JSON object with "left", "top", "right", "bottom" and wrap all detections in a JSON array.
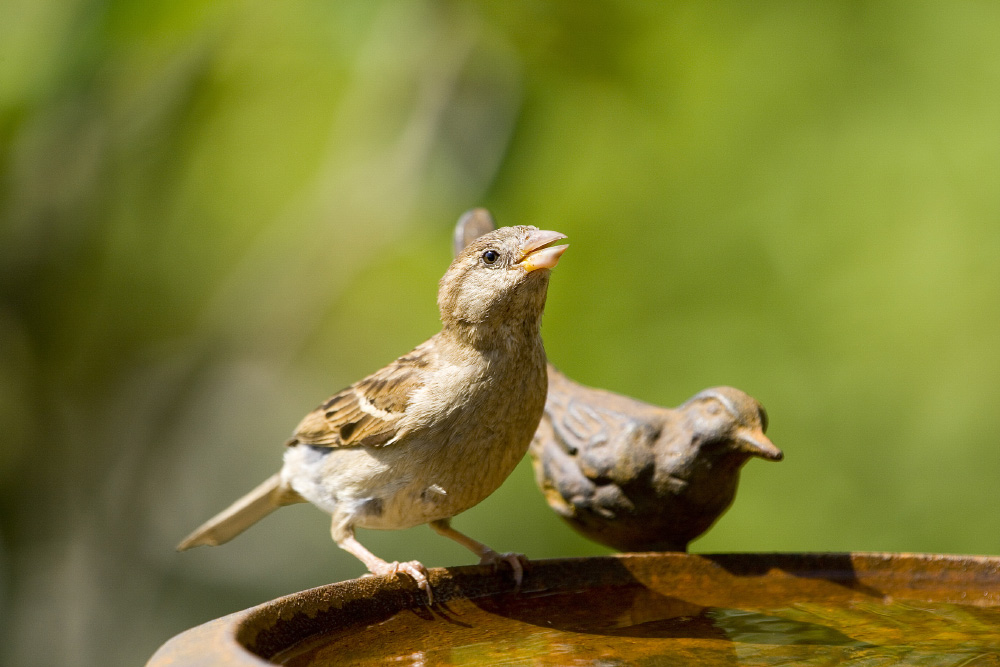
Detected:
[{"left": 3, "top": 0, "right": 1000, "bottom": 664}]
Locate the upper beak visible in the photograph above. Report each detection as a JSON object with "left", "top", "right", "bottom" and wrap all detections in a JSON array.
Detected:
[
  {"left": 518, "top": 229, "right": 569, "bottom": 272},
  {"left": 735, "top": 428, "right": 784, "bottom": 461}
]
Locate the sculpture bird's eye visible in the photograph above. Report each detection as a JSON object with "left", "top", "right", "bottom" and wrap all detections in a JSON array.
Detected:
[{"left": 482, "top": 249, "right": 500, "bottom": 265}]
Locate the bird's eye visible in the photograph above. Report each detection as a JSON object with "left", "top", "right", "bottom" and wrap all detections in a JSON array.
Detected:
[{"left": 482, "top": 249, "right": 500, "bottom": 265}]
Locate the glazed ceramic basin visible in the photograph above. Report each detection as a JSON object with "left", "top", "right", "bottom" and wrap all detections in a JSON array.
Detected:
[{"left": 148, "top": 552, "right": 1000, "bottom": 665}]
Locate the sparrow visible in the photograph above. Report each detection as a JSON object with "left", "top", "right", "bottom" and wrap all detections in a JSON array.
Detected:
[
  {"left": 178, "top": 217, "right": 569, "bottom": 603},
  {"left": 453, "top": 210, "right": 781, "bottom": 553}
]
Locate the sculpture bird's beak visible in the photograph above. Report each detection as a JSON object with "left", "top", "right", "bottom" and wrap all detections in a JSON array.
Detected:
[
  {"left": 518, "top": 229, "right": 569, "bottom": 272},
  {"left": 735, "top": 428, "right": 784, "bottom": 461}
]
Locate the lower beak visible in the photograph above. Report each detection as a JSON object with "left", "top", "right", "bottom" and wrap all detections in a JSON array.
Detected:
[
  {"left": 736, "top": 429, "right": 784, "bottom": 461},
  {"left": 519, "top": 229, "right": 569, "bottom": 272}
]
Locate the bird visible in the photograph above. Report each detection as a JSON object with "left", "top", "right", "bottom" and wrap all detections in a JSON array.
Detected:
[
  {"left": 178, "top": 216, "right": 569, "bottom": 603},
  {"left": 531, "top": 371, "right": 781, "bottom": 552},
  {"left": 453, "top": 211, "right": 782, "bottom": 553}
]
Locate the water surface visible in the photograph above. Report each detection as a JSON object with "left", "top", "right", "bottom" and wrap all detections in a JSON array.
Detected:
[{"left": 273, "top": 582, "right": 1000, "bottom": 666}]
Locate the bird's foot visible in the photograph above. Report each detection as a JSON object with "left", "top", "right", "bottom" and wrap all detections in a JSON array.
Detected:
[
  {"left": 478, "top": 550, "right": 528, "bottom": 592},
  {"left": 369, "top": 559, "right": 433, "bottom": 605}
]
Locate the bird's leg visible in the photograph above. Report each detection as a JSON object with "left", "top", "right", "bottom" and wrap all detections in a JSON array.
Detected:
[
  {"left": 429, "top": 518, "right": 526, "bottom": 591},
  {"left": 332, "top": 519, "right": 433, "bottom": 604}
]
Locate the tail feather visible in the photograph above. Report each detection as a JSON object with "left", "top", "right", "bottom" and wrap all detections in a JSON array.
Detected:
[{"left": 177, "top": 473, "right": 303, "bottom": 551}]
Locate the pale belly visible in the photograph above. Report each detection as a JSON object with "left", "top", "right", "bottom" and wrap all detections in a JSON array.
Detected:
[{"left": 281, "top": 431, "right": 531, "bottom": 531}]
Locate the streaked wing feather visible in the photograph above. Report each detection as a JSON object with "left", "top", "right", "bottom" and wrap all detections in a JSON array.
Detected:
[{"left": 290, "top": 342, "right": 432, "bottom": 448}]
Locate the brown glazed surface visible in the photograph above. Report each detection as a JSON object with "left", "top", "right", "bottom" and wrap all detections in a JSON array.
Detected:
[{"left": 148, "top": 552, "right": 1000, "bottom": 666}]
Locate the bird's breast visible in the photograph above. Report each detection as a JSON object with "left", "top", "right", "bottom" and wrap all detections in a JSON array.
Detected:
[{"left": 369, "top": 350, "right": 547, "bottom": 527}]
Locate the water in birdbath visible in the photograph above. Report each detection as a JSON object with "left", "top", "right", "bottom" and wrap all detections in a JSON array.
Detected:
[{"left": 271, "top": 581, "right": 1000, "bottom": 666}]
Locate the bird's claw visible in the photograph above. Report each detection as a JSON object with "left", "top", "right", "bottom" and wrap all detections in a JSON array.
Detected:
[
  {"left": 370, "top": 559, "right": 433, "bottom": 605},
  {"left": 479, "top": 550, "right": 528, "bottom": 592}
]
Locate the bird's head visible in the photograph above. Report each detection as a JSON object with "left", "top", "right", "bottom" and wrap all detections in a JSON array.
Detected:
[
  {"left": 438, "top": 222, "right": 568, "bottom": 346},
  {"left": 683, "top": 387, "right": 783, "bottom": 462}
]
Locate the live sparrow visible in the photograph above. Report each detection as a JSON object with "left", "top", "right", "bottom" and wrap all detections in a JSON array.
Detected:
[{"left": 178, "top": 217, "right": 568, "bottom": 603}]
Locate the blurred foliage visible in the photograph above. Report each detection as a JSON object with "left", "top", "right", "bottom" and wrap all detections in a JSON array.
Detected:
[{"left": 3, "top": 0, "right": 1000, "bottom": 664}]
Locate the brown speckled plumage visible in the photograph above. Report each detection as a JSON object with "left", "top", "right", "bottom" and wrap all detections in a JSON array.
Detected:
[{"left": 178, "top": 215, "right": 568, "bottom": 603}]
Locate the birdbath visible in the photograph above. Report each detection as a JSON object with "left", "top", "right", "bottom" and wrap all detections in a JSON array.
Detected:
[{"left": 148, "top": 552, "right": 1000, "bottom": 665}]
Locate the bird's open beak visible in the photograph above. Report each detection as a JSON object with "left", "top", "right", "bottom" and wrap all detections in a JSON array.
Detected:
[
  {"left": 735, "top": 428, "right": 784, "bottom": 461},
  {"left": 518, "top": 229, "right": 569, "bottom": 272}
]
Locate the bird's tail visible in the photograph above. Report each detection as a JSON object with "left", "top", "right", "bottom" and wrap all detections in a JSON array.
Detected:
[{"left": 176, "top": 473, "right": 303, "bottom": 551}]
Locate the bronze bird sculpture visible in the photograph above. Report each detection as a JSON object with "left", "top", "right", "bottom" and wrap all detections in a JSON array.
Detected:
[
  {"left": 453, "top": 209, "right": 781, "bottom": 553},
  {"left": 532, "top": 371, "right": 781, "bottom": 552},
  {"left": 179, "top": 218, "right": 568, "bottom": 603}
]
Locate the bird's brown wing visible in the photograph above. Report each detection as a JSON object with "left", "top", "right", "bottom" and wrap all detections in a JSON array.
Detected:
[
  {"left": 290, "top": 342, "right": 433, "bottom": 449},
  {"left": 548, "top": 399, "right": 646, "bottom": 457},
  {"left": 546, "top": 392, "right": 660, "bottom": 479},
  {"left": 545, "top": 367, "right": 642, "bottom": 458}
]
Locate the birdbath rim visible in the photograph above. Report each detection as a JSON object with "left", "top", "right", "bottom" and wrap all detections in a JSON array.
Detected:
[{"left": 147, "top": 551, "right": 1000, "bottom": 666}]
